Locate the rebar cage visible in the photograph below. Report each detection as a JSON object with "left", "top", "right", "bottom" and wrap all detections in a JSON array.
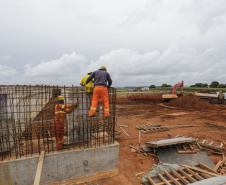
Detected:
[{"left": 0, "top": 85, "right": 116, "bottom": 161}]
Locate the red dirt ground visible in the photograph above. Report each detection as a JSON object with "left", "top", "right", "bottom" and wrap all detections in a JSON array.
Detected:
[{"left": 78, "top": 93, "right": 226, "bottom": 185}]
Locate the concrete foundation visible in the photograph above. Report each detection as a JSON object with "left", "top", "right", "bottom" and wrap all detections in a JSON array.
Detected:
[{"left": 0, "top": 141, "right": 119, "bottom": 185}]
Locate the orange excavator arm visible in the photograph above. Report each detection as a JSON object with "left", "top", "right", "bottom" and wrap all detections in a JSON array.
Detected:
[
  {"left": 171, "top": 81, "right": 184, "bottom": 94},
  {"left": 162, "top": 80, "right": 184, "bottom": 101}
]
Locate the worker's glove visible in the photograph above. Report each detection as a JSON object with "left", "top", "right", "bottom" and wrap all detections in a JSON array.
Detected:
[{"left": 73, "top": 102, "right": 78, "bottom": 108}]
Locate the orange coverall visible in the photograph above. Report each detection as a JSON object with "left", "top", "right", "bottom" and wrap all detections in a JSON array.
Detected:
[
  {"left": 89, "top": 86, "right": 109, "bottom": 117},
  {"left": 53, "top": 104, "right": 74, "bottom": 149}
]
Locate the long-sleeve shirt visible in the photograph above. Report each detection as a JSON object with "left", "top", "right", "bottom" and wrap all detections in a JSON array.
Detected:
[
  {"left": 54, "top": 104, "right": 73, "bottom": 121},
  {"left": 86, "top": 69, "right": 112, "bottom": 87},
  {"left": 80, "top": 75, "right": 93, "bottom": 92}
]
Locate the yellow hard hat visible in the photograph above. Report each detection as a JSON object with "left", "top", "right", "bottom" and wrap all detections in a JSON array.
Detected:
[
  {"left": 58, "top": 95, "right": 64, "bottom": 101},
  {"left": 101, "top": 66, "right": 107, "bottom": 71}
]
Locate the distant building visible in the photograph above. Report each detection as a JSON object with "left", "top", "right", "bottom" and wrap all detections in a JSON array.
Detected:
[{"left": 141, "top": 87, "right": 149, "bottom": 91}]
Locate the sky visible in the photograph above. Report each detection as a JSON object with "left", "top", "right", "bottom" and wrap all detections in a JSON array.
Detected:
[{"left": 1, "top": 0, "right": 226, "bottom": 87}]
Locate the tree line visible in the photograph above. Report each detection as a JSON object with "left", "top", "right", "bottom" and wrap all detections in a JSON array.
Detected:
[
  {"left": 190, "top": 81, "right": 226, "bottom": 88},
  {"left": 149, "top": 81, "right": 226, "bottom": 89}
]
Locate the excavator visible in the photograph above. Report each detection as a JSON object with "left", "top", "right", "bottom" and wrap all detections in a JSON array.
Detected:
[{"left": 162, "top": 81, "right": 184, "bottom": 101}]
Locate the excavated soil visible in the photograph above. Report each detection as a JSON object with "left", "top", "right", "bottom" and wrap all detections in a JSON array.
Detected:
[
  {"left": 168, "top": 94, "right": 218, "bottom": 110},
  {"left": 71, "top": 92, "right": 226, "bottom": 185},
  {"left": 128, "top": 93, "right": 163, "bottom": 103}
]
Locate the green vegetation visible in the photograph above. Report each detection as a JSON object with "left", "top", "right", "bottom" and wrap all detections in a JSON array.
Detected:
[
  {"left": 209, "top": 81, "right": 219, "bottom": 88},
  {"left": 218, "top": 84, "right": 226, "bottom": 88},
  {"left": 117, "top": 87, "right": 226, "bottom": 93},
  {"left": 149, "top": 85, "right": 156, "bottom": 88},
  {"left": 161, "top": 84, "right": 172, "bottom": 87},
  {"left": 116, "top": 81, "right": 226, "bottom": 94},
  {"left": 190, "top": 83, "right": 208, "bottom": 88},
  {"left": 115, "top": 89, "right": 129, "bottom": 92},
  {"left": 190, "top": 81, "right": 226, "bottom": 88}
]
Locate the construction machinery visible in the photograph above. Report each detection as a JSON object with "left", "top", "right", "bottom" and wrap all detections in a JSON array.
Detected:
[
  {"left": 194, "top": 91, "right": 226, "bottom": 104},
  {"left": 162, "top": 81, "right": 184, "bottom": 101}
]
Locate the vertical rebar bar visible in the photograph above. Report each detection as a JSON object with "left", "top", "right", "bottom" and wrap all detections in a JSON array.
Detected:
[{"left": 0, "top": 85, "right": 116, "bottom": 161}]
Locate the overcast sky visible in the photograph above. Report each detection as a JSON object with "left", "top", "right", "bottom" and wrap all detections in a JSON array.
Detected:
[{"left": 1, "top": 0, "right": 226, "bottom": 87}]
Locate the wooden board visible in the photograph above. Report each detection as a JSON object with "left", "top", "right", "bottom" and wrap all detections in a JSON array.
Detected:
[
  {"left": 148, "top": 163, "right": 224, "bottom": 185},
  {"left": 176, "top": 143, "right": 201, "bottom": 154},
  {"left": 146, "top": 137, "right": 196, "bottom": 148},
  {"left": 34, "top": 151, "right": 45, "bottom": 185}
]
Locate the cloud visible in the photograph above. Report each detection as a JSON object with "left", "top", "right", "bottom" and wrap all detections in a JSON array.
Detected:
[
  {"left": 1, "top": 44, "right": 225, "bottom": 86},
  {"left": 24, "top": 52, "right": 87, "bottom": 77},
  {"left": 0, "top": 65, "right": 17, "bottom": 84},
  {"left": 14, "top": 52, "right": 89, "bottom": 86},
  {"left": 2, "top": 46, "right": 226, "bottom": 86},
  {"left": 0, "top": 65, "right": 17, "bottom": 76},
  {"left": 1, "top": 1, "right": 226, "bottom": 87},
  {"left": 1, "top": 55, "right": 11, "bottom": 60}
]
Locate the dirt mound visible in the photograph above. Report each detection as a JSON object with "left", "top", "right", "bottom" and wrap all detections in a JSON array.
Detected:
[
  {"left": 168, "top": 94, "right": 218, "bottom": 110},
  {"left": 128, "top": 93, "right": 163, "bottom": 103}
]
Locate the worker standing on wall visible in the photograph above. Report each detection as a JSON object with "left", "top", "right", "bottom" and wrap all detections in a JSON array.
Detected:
[
  {"left": 85, "top": 66, "right": 112, "bottom": 117},
  {"left": 53, "top": 96, "right": 78, "bottom": 149}
]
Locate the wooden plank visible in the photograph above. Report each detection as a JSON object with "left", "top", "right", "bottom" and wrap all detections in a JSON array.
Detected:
[
  {"left": 184, "top": 167, "right": 204, "bottom": 180},
  {"left": 199, "top": 172, "right": 212, "bottom": 179},
  {"left": 177, "top": 150, "right": 197, "bottom": 154},
  {"left": 191, "top": 165, "right": 212, "bottom": 179},
  {"left": 117, "top": 124, "right": 128, "bottom": 128},
  {"left": 189, "top": 144, "right": 194, "bottom": 150},
  {"left": 172, "top": 170, "right": 189, "bottom": 184},
  {"left": 158, "top": 174, "right": 171, "bottom": 185},
  {"left": 146, "top": 138, "right": 196, "bottom": 148},
  {"left": 214, "top": 161, "right": 223, "bottom": 172},
  {"left": 182, "top": 144, "right": 187, "bottom": 151},
  {"left": 178, "top": 169, "right": 197, "bottom": 183},
  {"left": 34, "top": 151, "right": 45, "bottom": 185},
  {"left": 147, "top": 176, "right": 156, "bottom": 185},
  {"left": 181, "top": 165, "right": 221, "bottom": 177},
  {"left": 219, "top": 168, "right": 225, "bottom": 175},
  {"left": 198, "top": 163, "right": 220, "bottom": 174},
  {"left": 119, "top": 126, "right": 129, "bottom": 137},
  {"left": 176, "top": 144, "right": 197, "bottom": 154},
  {"left": 196, "top": 143, "right": 202, "bottom": 149},
  {"left": 164, "top": 171, "right": 181, "bottom": 185}
]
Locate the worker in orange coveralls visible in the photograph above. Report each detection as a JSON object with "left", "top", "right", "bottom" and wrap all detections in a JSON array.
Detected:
[
  {"left": 85, "top": 66, "right": 112, "bottom": 117},
  {"left": 53, "top": 95, "right": 78, "bottom": 149}
]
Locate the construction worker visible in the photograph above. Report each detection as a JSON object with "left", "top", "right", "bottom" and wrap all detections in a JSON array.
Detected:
[
  {"left": 79, "top": 72, "right": 94, "bottom": 93},
  {"left": 53, "top": 95, "right": 78, "bottom": 149},
  {"left": 85, "top": 66, "right": 112, "bottom": 117}
]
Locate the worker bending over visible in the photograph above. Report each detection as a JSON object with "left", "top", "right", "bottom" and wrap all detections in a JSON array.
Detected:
[
  {"left": 85, "top": 66, "right": 112, "bottom": 117},
  {"left": 53, "top": 95, "right": 78, "bottom": 149},
  {"left": 79, "top": 72, "right": 94, "bottom": 93}
]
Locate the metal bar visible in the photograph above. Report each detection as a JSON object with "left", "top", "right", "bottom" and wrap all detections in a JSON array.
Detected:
[{"left": 0, "top": 85, "right": 116, "bottom": 161}]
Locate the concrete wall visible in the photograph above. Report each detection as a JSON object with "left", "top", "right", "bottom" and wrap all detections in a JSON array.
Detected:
[
  {"left": 66, "top": 91, "right": 91, "bottom": 144},
  {"left": 0, "top": 90, "right": 50, "bottom": 153},
  {"left": 0, "top": 141, "right": 119, "bottom": 185}
]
